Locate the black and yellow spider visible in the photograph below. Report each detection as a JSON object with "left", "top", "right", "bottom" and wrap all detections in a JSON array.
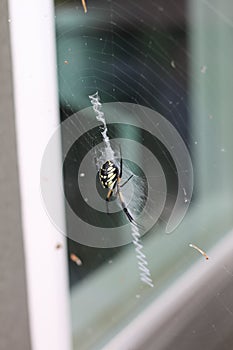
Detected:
[{"left": 98, "top": 149, "right": 139, "bottom": 226}]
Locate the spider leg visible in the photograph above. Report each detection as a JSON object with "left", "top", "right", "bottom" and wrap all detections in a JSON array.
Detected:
[
  {"left": 117, "top": 184, "right": 142, "bottom": 228},
  {"left": 120, "top": 174, "right": 133, "bottom": 188},
  {"left": 119, "top": 145, "right": 123, "bottom": 179},
  {"left": 105, "top": 189, "right": 113, "bottom": 214}
]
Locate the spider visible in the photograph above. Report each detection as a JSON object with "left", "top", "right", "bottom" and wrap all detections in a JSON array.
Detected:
[{"left": 98, "top": 148, "right": 140, "bottom": 226}]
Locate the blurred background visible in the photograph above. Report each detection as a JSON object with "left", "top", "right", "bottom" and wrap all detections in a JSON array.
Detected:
[{"left": 1, "top": 0, "right": 233, "bottom": 349}]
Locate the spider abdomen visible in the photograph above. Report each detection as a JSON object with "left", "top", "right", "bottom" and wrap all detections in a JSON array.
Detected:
[{"left": 99, "top": 160, "right": 119, "bottom": 189}]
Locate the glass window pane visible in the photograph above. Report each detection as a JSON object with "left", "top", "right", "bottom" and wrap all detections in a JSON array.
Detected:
[{"left": 54, "top": 1, "right": 233, "bottom": 348}]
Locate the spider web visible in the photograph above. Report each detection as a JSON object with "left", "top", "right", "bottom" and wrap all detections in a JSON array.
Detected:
[
  {"left": 55, "top": 0, "right": 189, "bottom": 135},
  {"left": 55, "top": 0, "right": 185, "bottom": 230}
]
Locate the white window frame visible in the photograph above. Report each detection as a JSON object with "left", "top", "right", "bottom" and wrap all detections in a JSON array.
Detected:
[{"left": 8, "top": 1, "right": 71, "bottom": 349}]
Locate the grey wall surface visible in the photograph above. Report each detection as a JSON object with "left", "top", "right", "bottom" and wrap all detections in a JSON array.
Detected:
[{"left": 0, "top": 1, "right": 31, "bottom": 349}]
